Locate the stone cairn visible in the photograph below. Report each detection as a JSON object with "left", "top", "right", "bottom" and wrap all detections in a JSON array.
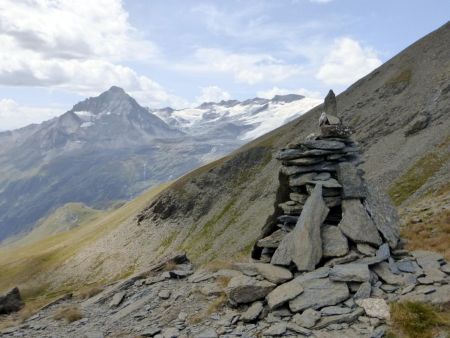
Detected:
[{"left": 224, "top": 90, "right": 450, "bottom": 336}]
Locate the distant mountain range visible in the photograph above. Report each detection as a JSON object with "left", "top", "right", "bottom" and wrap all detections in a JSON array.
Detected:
[{"left": 0, "top": 87, "right": 320, "bottom": 241}]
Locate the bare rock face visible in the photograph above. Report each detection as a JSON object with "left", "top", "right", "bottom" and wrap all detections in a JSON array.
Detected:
[
  {"left": 338, "top": 199, "right": 382, "bottom": 246},
  {"left": 271, "top": 184, "right": 329, "bottom": 271},
  {"left": 0, "top": 287, "right": 24, "bottom": 315}
]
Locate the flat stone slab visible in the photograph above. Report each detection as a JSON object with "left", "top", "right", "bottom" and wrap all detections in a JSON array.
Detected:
[
  {"left": 303, "top": 140, "right": 346, "bottom": 150},
  {"left": 337, "top": 162, "right": 365, "bottom": 199},
  {"left": 322, "top": 226, "right": 349, "bottom": 258},
  {"left": 363, "top": 185, "right": 400, "bottom": 248},
  {"left": 257, "top": 230, "right": 286, "bottom": 248},
  {"left": 234, "top": 263, "right": 293, "bottom": 284},
  {"left": 266, "top": 279, "right": 304, "bottom": 309},
  {"left": 281, "top": 162, "right": 337, "bottom": 176},
  {"left": 329, "top": 263, "right": 371, "bottom": 282},
  {"left": 272, "top": 184, "right": 329, "bottom": 271},
  {"left": 338, "top": 199, "right": 382, "bottom": 246},
  {"left": 289, "top": 278, "right": 349, "bottom": 312},
  {"left": 372, "top": 262, "right": 405, "bottom": 285},
  {"left": 355, "top": 298, "right": 390, "bottom": 320},
  {"left": 226, "top": 275, "right": 276, "bottom": 304},
  {"left": 292, "top": 309, "right": 321, "bottom": 328},
  {"left": 313, "top": 308, "right": 364, "bottom": 329}
]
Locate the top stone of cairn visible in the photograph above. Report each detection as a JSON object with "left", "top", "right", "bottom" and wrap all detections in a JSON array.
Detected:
[{"left": 319, "top": 89, "right": 352, "bottom": 138}]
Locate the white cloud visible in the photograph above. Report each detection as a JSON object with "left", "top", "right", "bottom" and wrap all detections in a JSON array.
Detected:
[
  {"left": 316, "top": 37, "right": 382, "bottom": 85},
  {"left": 309, "top": 0, "right": 334, "bottom": 3},
  {"left": 196, "top": 86, "right": 231, "bottom": 104},
  {"left": 0, "top": 0, "right": 184, "bottom": 109},
  {"left": 0, "top": 99, "right": 62, "bottom": 130},
  {"left": 181, "top": 48, "right": 302, "bottom": 85},
  {"left": 257, "top": 86, "right": 322, "bottom": 99}
]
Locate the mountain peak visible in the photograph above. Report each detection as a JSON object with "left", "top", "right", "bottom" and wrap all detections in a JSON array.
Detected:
[{"left": 106, "top": 86, "right": 126, "bottom": 95}]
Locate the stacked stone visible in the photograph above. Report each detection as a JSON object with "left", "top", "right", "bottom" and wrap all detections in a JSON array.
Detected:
[{"left": 223, "top": 91, "right": 450, "bottom": 336}]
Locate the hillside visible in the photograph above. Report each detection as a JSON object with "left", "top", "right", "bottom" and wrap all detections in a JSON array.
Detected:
[{"left": 0, "top": 21, "right": 449, "bottom": 320}]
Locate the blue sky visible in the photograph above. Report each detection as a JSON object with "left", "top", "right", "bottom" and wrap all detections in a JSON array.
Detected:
[{"left": 0, "top": 0, "right": 448, "bottom": 130}]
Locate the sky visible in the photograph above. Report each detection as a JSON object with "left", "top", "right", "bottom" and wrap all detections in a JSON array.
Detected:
[{"left": 0, "top": 0, "right": 448, "bottom": 130}]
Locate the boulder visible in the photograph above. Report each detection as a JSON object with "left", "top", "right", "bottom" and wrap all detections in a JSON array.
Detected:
[
  {"left": 338, "top": 199, "right": 382, "bottom": 246},
  {"left": 411, "top": 250, "right": 447, "bottom": 282},
  {"left": 241, "top": 301, "right": 264, "bottom": 322},
  {"left": 320, "top": 124, "right": 353, "bottom": 138},
  {"left": 271, "top": 184, "right": 329, "bottom": 271},
  {"left": 323, "top": 90, "right": 337, "bottom": 115},
  {"left": 226, "top": 275, "right": 275, "bottom": 304},
  {"left": 281, "top": 162, "right": 337, "bottom": 176},
  {"left": 329, "top": 263, "right": 371, "bottom": 282},
  {"left": 337, "top": 162, "right": 365, "bottom": 199},
  {"left": 289, "top": 278, "right": 350, "bottom": 312},
  {"left": 322, "top": 226, "right": 349, "bottom": 257},
  {"left": 0, "top": 287, "right": 24, "bottom": 315},
  {"left": 355, "top": 298, "right": 390, "bottom": 320},
  {"left": 109, "top": 291, "right": 126, "bottom": 308}
]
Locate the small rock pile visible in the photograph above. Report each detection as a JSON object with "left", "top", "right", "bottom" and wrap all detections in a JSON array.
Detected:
[{"left": 223, "top": 91, "right": 450, "bottom": 336}]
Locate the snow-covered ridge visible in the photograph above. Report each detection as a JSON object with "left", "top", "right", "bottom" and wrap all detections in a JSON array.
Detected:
[{"left": 152, "top": 94, "right": 321, "bottom": 140}]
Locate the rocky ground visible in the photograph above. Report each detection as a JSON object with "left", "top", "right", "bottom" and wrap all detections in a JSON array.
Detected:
[{"left": 1, "top": 250, "right": 449, "bottom": 338}]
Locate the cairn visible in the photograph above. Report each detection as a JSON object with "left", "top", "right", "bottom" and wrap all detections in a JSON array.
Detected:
[{"left": 224, "top": 90, "right": 450, "bottom": 335}]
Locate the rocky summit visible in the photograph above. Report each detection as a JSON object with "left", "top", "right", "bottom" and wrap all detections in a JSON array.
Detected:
[{"left": 2, "top": 93, "right": 450, "bottom": 338}]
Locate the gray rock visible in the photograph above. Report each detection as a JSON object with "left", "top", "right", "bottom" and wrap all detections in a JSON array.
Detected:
[
  {"left": 226, "top": 275, "right": 275, "bottom": 304},
  {"left": 329, "top": 263, "right": 371, "bottom": 282},
  {"left": 200, "top": 283, "right": 223, "bottom": 296},
  {"left": 405, "top": 112, "right": 430, "bottom": 136},
  {"left": 324, "top": 90, "right": 337, "bottom": 115},
  {"left": 286, "top": 322, "right": 313, "bottom": 336},
  {"left": 325, "top": 251, "right": 362, "bottom": 266},
  {"left": 363, "top": 185, "right": 400, "bottom": 249},
  {"left": 322, "top": 226, "right": 349, "bottom": 258},
  {"left": 289, "top": 193, "right": 309, "bottom": 204},
  {"left": 285, "top": 157, "right": 324, "bottom": 165},
  {"left": 158, "top": 290, "right": 171, "bottom": 299},
  {"left": 321, "top": 306, "right": 352, "bottom": 316},
  {"left": 400, "top": 284, "right": 416, "bottom": 295},
  {"left": 266, "top": 280, "right": 304, "bottom": 310},
  {"left": 272, "top": 184, "right": 329, "bottom": 271},
  {"left": 355, "top": 298, "right": 390, "bottom": 320},
  {"left": 313, "top": 308, "right": 364, "bottom": 329},
  {"left": 338, "top": 199, "right": 382, "bottom": 246},
  {"left": 255, "top": 264, "right": 293, "bottom": 284},
  {"left": 141, "top": 327, "right": 162, "bottom": 337},
  {"left": 321, "top": 124, "right": 353, "bottom": 138},
  {"left": 397, "top": 260, "right": 422, "bottom": 274},
  {"left": 356, "top": 244, "right": 377, "bottom": 256},
  {"left": 263, "top": 322, "right": 287, "bottom": 336},
  {"left": 337, "top": 162, "right": 365, "bottom": 199},
  {"left": 303, "top": 140, "right": 346, "bottom": 150},
  {"left": 162, "top": 327, "right": 180, "bottom": 338},
  {"left": 314, "top": 172, "right": 332, "bottom": 180},
  {"left": 289, "top": 173, "right": 318, "bottom": 187},
  {"left": 281, "top": 162, "right": 337, "bottom": 176},
  {"left": 276, "top": 148, "right": 308, "bottom": 161},
  {"left": 371, "top": 325, "right": 387, "bottom": 338},
  {"left": 354, "top": 282, "right": 372, "bottom": 299},
  {"left": 417, "top": 276, "right": 434, "bottom": 285},
  {"left": 373, "top": 262, "right": 405, "bottom": 285},
  {"left": 292, "top": 308, "right": 321, "bottom": 328},
  {"left": 241, "top": 302, "right": 264, "bottom": 322},
  {"left": 194, "top": 327, "right": 218, "bottom": 338},
  {"left": 109, "top": 291, "right": 126, "bottom": 308},
  {"left": 257, "top": 230, "right": 286, "bottom": 248},
  {"left": 307, "top": 178, "right": 342, "bottom": 188},
  {"left": 411, "top": 250, "right": 447, "bottom": 282},
  {"left": 289, "top": 278, "right": 350, "bottom": 312},
  {"left": 441, "top": 264, "right": 450, "bottom": 274},
  {"left": 0, "top": 287, "right": 24, "bottom": 315},
  {"left": 388, "top": 257, "right": 401, "bottom": 275},
  {"left": 278, "top": 201, "right": 302, "bottom": 215}
]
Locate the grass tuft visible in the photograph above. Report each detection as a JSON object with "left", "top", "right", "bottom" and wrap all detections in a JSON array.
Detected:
[
  {"left": 390, "top": 301, "right": 449, "bottom": 338},
  {"left": 53, "top": 305, "right": 83, "bottom": 323}
]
